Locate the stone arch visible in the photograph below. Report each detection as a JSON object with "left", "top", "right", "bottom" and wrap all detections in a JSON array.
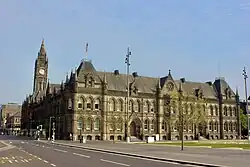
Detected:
[
  {"left": 145, "top": 100, "right": 150, "bottom": 112},
  {"left": 228, "top": 106, "right": 233, "bottom": 116},
  {"left": 77, "top": 96, "right": 86, "bottom": 109},
  {"left": 135, "top": 99, "right": 140, "bottom": 112},
  {"left": 109, "top": 98, "right": 116, "bottom": 111},
  {"left": 130, "top": 117, "right": 142, "bottom": 138},
  {"left": 209, "top": 105, "right": 213, "bottom": 116},
  {"left": 94, "top": 97, "right": 101, "bottom": 110},
  {"left": 117, "top": 98, "right": 123, "bottom": 111},
  {"left": 94, "top": 117, "right": 101, "bottom": 131},
  {"left": 86, "top": 96, "right": 94, "bottom": 110}
]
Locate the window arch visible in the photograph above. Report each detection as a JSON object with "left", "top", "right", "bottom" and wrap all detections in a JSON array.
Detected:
[
  {"left": 210, "top": 105, "right": 213, "bottom": 116},
  {"left": 94, "top": 98, "right": 101, "bottom": 110},
  {"left": 146, "top": 101, "right": 150, "bottom": 112},
  {"left": 144, "top": 119, "right": 148, "bottom": 130},
  {"left": 224, "top": 122, "right": 228, "bottom": 131},
  {"left": 86, "top": 97, "right": 93, "bottom": 110},
  {"left": 229, "top": 106, "right": 233, "bottom": 116},
  {"left": 214, "top": 121, "right": 218, "bottom": 131},
  {"left": 135, "top": 100, "right": 140, "bottom": 112},
  {"left": 224, "top": 106, "right": 228, "bottom": 116},
  {"left": 109, "top": 98, "right": 116, "bottom": 111},
  {"left": 209, "top": 121, "right": 213, "bottom": 131},
  {"left": 77, "top": 118, "right": 83, "bottom": 130},
  {"left": 94, "top": 118, "right": 100, "bottom": 131},
  {"left": 117, "top": 99, "right": 123, "bottom": 111}
]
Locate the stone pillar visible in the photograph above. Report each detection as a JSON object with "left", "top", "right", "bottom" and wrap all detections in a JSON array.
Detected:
[{"left": 102, "top": 96, "right": 108, "bottom": 140}]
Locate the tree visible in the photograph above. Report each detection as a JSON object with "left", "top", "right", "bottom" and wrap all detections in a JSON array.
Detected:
[{"left": 240, "top": 109, "right": 248, "bottom": 136}]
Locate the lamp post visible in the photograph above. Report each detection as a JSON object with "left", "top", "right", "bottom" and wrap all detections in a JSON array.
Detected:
[
  {"left": 178, "top": 86, "right": 184, "bottom": 151},
  {"left": 48, "top": 116, "right": 55, "bottom": 140},
  {"left": 125, "top": 47, "right": 131, "bottom": 142},
  {"left": 243, "top": 67, "right": 249, "bottom": 141}
]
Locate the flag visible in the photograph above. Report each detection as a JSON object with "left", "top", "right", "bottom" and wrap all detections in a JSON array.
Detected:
[{"left": 85, "top": 43, "right": 88, "bottom": 53}]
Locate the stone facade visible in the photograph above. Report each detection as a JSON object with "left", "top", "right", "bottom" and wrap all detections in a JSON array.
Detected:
[
  {"left": 0, "top": 103, "right": 21, "bottom": 134},
  {"left": 21, "top": 40, "right": 241, "bottom": 141}
]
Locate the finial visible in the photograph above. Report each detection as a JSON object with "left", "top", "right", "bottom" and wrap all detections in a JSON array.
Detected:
[
  {"left": 168, "top": 69, "right": 171, "bottom": 74},
  {"left": 236, "top": 87, "right": 239, "bottom": 96},
  {"left": 158, "top": 77, "right": 161, "bottom": 89}
]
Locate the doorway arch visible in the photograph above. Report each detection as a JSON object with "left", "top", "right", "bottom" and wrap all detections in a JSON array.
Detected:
[{"left": 130, "top": 118, "right": 141, "bottom": 138}]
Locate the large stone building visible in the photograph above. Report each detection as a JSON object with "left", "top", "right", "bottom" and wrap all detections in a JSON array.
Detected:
[
  {"left": 21, "top": 40, "right": 241, "bottom": 141},
  {"left": 0, "top": 103, "right": 21, "bottom": 134}
]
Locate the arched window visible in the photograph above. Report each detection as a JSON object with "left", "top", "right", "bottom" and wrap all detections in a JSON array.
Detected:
[
  {"left": 86, "top": 118, "right": 92, "bottom": 130},
  {"left": 151, "top": 120, "right": 155, "bottom": 130},
  {"left": 94, "top": 118, "right": 100, "bottom": 130},
  {"left": 210, "top": 105, "right": 213, "bottom": 116},
  {"left": 109, "top": 99, "right": 115, "bottom": 111},
  {"left": 117, "top": 99, "right": 122, "bottom": 111},
  {"left": 134, "top": 100, "right": 139, "bottom": 112},
  {"left": 146, "top": 101, "right": 150, "bottom": 112},
  {"left": 94, "top": 98, "right": 101, "bottom": 110},
  {"left": 144, "top": 120, "right": 148, "bottom": 130},
  {"left": 78, "top": 97, "right": 85, "bottom": 109},
  {"left": 224, "top": 122, "right": 228, "bottom": 131},
  {"left": 224, "top": 106, "right": 228, "bottom": 116},
  {"left": 214, "top": 122, "right": 218, "bottom": 131},
  {"left": 229, "top": 107, "right": 232, "bottom": 116},
  {"left": 229, "top": 122, "right": 233, "bottom": 131},
  {"left": 209, "top": 121, "right": 212, "bottom": 131},
  {"left": 77, "top": 118, "right": 83, "bottom": 130},
  {"left": 86, "top": 97, "right": 93, "bottom": 110}
]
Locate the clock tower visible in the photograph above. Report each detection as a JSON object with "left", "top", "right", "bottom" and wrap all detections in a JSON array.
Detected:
[{"left": 33, "top": 39, "right": 48, "bottom": 95}]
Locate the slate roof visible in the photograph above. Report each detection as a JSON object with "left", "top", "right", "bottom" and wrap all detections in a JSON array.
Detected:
[{"left": 73, "top": 60, "right": 235, "bottom": 99}]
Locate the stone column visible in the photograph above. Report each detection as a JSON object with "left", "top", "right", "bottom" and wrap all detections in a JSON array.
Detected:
[{"left": 158, "top": 97, "right": 163, "bottom": 140}]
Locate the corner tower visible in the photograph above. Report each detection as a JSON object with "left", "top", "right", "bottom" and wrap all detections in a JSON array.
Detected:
[{"left": 33, "top": 39, "right": 48, "bottom": 95}]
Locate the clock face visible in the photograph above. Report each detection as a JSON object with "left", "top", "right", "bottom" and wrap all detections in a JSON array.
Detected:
[
  {"left": 39, "top": 69, "right": 45, "bottom": 75},
  {"left": 167, "top": 82, "right": 174, "bottom": 91}
]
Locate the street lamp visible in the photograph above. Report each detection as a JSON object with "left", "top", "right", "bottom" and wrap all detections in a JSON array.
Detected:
[
  {"left": 178, "top": 86, "right": 184, "bottom": 151},
  {"left": 48, "top": 116, "right": 55, "bottom": 140},
  {"left": 243, "top": 67, "right": 250, "bottom": 141},
  {"left": 125, "top": 47, "right": 131, "bottom": 142}
]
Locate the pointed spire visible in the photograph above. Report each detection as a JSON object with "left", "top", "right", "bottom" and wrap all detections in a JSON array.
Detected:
[
  {"left": 65, "top": 73, "right": 69, "bottom": 83},
  {"left": 157, "top": 77, "right": 161, "bottom": 89},
  {"left": 74, "top": 68, "right": 78, "bottom": 82},
  {"left": 39, "top": 38, "right": 46, "bottom": 55},
  {"left": 236, "top": 87, "right": 239, "bottom": 96},
  {"left": 103, "top": 71, "right": 107, "bottom": 83}
]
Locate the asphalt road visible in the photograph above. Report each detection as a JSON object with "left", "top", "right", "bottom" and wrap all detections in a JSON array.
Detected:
[{"left": 0, "top": 136, "right": 196, "bottom": 167}]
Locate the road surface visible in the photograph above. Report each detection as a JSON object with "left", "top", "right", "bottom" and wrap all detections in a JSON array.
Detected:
[{"left": 0, "top": 136, "right": 198, "bottom": 167}]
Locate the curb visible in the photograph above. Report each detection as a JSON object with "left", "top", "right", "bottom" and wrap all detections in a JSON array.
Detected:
[{"left": 43, "top": 141, "right": 225, "bottom": 167}]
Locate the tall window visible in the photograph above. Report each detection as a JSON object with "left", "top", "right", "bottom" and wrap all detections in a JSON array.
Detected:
[
  {"left": 77, "top": 118, "right": 83, "bottom": 130},
  {"left": 94, "top": 118, "right": 100, "bottom": 130},
  {"left": 86, "top": 97, "right": 92, "bottom": 110},
  {"left": 117, "top": 99, "right": 122, "bottom": 111},
  {"left": 144, "top": 120, "right": 148, "bottom": 130},
  {"left": 95, "top": 99, "right": 101, "bottom": 110},
  {"left": 110, "top": 99, "right": 115, "bottom": 111}
]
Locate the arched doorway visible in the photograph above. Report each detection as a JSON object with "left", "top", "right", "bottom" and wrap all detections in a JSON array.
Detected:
[{"left": 130, "top": 119, "right": 141, "bottom": 138}]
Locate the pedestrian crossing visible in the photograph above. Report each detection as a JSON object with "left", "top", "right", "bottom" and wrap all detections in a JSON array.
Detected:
[{"left": 0, "top": 156, "right": 33, "bottom": 164}]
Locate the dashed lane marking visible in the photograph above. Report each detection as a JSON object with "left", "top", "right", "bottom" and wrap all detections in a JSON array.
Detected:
[
  {"left": 72, "top": 152, "right": 90, "bottom": 158},
  {"left": 43, "top": 160, "right": 48, "bottom": 163},
  {"left": 100, "top": 159, "right": 130, "bottom": 166},
  {"left": 51, "top": 163, "right": 56, "bottom": 166},
  {"left": 54, "top": 148, "right": 67, "bottom": 153}
]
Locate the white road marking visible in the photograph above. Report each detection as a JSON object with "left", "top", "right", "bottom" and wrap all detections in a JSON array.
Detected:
[
  {"left": 21, "top": 141, "right": 24, "bottom": 144},
  {"left": 54, "top": 148, "right": 67, "bottom": 153},
  {"left": 51, "top": 163, "right": 56, "bottom": 166},
  {"left": 42, "top": 145, "right": 45, "bottom": 147},
  {"left": 43, "top": 160, "right": 48, "bottom": 163},
  {"left": 12, "top": 157, "right": 15, "bottom": 159},
  {"left": 72, "top": 152, "right": 90, "bottom": 158},
  {"left": 24, "top": 159, "right": 29, "bottom": 162},
  {"left": 100, "top": 159, "right": 130, "bottom": 166},
  {"left": 29, "top": 159, "right": 32, "bottom": 161},
  {"left": 15, "top": 160, "right": 18, "bottom": 162},
  {"left": 8, "top": 160, "right": 12, "bottom": 163},
  {"left": 38, "top": 157, "right": 42, "bottom": 160},
  {"left": 21, "top": 160, "right": 25, "bottom": 162}
]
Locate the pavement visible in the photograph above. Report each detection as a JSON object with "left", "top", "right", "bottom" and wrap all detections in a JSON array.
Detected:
[
  {"left": 0, "top": 135, "right": 196, "bottom": 167},
  {"left": 44, "top": 139, "right": 250, "bottom": 167}
]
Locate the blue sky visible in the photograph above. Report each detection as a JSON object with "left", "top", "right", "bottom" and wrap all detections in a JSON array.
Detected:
[{"left": 0, "top": 0, "right": 250, "bottom": 104}]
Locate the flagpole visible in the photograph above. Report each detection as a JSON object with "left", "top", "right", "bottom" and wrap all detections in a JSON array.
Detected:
[{"left": 85, "top": 42, "right": 88, "bottom": 60}]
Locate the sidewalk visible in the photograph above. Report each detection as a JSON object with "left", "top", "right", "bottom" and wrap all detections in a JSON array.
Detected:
[{"left": 42, "top": 140, "right": 250, "bottom": 167}]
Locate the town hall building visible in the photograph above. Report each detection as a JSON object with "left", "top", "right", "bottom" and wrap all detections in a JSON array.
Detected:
[{"left": 21, "top": 40, "right": 241, "bottom": 141}]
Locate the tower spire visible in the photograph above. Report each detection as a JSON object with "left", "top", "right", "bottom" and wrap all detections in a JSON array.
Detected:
[
  {"left": 39, "top": 38, "right": 46, "bottom": 55},
  {"left": 85, "top": 42, "right": 89, "bottom": 60}
]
